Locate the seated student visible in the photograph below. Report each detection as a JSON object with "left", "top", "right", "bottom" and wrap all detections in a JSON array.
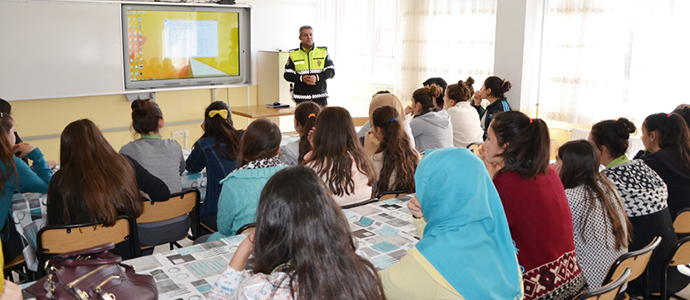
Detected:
[
  {"left": 186, "top": 101, "right": 243, "bottom": 230},
  {"left": 279, "top": 101, "right": 320, "bottom": 166},
  {"left": 0, "top": 115, "right": 52, "bottom": 264},
  {"left": 208, "top": 118, "right": 287, "bottom": 241},
  {"left": 381, "top": 147, "right": 523, "bottom": 300},
  {"left": 445, "top": 77, "right": 483, "bottom": 147},
  {"left": 119, "top": 99, "right": 188, "bottom": 246},
  {"left": 120, "top": 99, "right": 185, "bottom": 192},
  {"left": 590, "top": 118, "right": 678, "bottom": 296},
  {"left": 639, "top": 112, "right": 690, "bottom": 220},
  {"left": 674, "top": 104, "right": 690, "bottom": 127},
  {"left": 304, "top": 107, "right": 376, "bottom": 206},
  {"left": 1, "top": 241, "right": 23, "bottom": 300},
  {"left": 47, "top": 119, "right": 170, "bottom": 257},
  {"left": 408, "top": 84, "right": 454, "bottom": 152},
  {"left": 481, "top": 111, "right": 586, "bottom": 299},
  {"left": 208, "top": 166, "right": 384, "bottom": 300},
  {"left": 359, "top": 92, "right": 416, "bottom": 156},
  {"left": 555, "top": 140, "right": 631, "bottom": 289},
  {"left": 422, "top": 77, "right": 448, "bottom": 109},
  {"left": 471, "top": 76, "right": 512, "bottom": 140},
  {"left": 369, "top": 106, "right": 419, "bottom": 198}
]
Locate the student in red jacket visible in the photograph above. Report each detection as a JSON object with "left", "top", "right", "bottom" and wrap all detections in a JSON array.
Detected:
[{"left": 481, "top": 111, "right": 586, "bottom": 300}]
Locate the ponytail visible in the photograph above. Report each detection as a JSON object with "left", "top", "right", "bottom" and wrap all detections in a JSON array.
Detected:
[
  {"left": 644, "top": 112, "right": 690, "bottom": 173},
  {"left": 491, "top": 111, "right": 550, "bottom": 179},
  {"left": 371, "top": 106, "right": 418, "bottom": 196},
  {"left": 294, "top": 101, "right": 321, "bottom": 163}
]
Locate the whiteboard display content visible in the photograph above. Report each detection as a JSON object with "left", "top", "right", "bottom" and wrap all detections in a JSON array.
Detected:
[{"left": 123, "top": 4, "right": 251, "bottom": 90}]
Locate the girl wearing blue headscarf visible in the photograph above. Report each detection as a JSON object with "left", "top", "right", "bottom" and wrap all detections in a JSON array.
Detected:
[{"left": 379, "top": 147, "right": 523, "bottom": 299}]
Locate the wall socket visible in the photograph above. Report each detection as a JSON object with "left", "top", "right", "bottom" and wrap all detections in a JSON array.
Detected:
[{"left": 172, "top": 130, "right": 189, "bottom": 138}]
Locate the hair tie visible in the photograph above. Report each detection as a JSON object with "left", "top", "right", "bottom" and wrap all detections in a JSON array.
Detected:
[
  {"left": 529, "top": 118, "right": 533, "bottom": 124},
  {"left": 0, "top": 112, "right": 4, "bottom": 120},
  {"left": 501, "top": 81, "right": 506, "bottom": 87},
  {"left": 390, "top": 118, "right": 397, "bottom": 123},
  {"left": 308, "top": 113, "right": 316, "bottom": 119},
  {"left": 668, "top": 113, "right": 672, "bottom": 118},
  {"left": 208, "top": 109, "right": 228, "bottom": 119}
]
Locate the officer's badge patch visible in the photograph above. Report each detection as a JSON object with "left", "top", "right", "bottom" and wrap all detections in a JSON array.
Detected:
[{"left": 317, "top": 60, "right": 321, "bottom": 66}]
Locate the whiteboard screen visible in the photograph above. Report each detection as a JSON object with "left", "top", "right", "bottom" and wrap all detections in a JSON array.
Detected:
[{"left": 0, "top": 1, "right": 123, "bottom": 100}]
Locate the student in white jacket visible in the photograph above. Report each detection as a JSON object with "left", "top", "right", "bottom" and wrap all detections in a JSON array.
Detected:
[{"left": 445, "top": 77, "right": 484, "bottom": 148}]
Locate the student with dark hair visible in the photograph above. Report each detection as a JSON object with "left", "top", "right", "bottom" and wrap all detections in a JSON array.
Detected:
[
  {"left": 119, "top": 99, "right": 188, "bottom": 247},
  {"left": 408, "top": 84, "right": 453, "bottom": 152},
  {"left": 422, "top": 77, "right": 448, "bottom": 108},
  {"left": 590, "top": 118, "right": 676, "bottom": 296},
  {"left": 382, "top": 147, "right": 523, "bottom": 299},
  {"left": 209, "top": 118, "right": 287, "bottom": 241},
  {"left": 369, "top": 105, "right": 419, "bottom": 197},
  {"left": 674, "top": 104, "right": 690, "bottom": 127},
  {"left": 208, "top": 166, "right": 385, "bottom": 300},
  {"left": 445, "top": 77, "right": 483, "bottom": 147},
  {"left": 48, "top": 119, "right": 171, "bottom": 256},
  {"left": 279, "top": 101, "right": 320, "bottom": 166},
  {"left": 471, "top": 76, "right": 512, "bottom": 140},
  {"left": 186, "top": 101, "right": 243, "bottom": 229},
  {"left": 482, "top": 111, "right": 586, "bottom": 299},
  {"left": 639, "top": 112, "right": 690, "bottom": 220},
  {"left": 0, "top": 115, "right": 52, "bottom": 264},
  {"left": 360, "top": 93, "right": 416, "bottom": 156},
  {"left": 120, "top": 99, "right": 185, "bottom": 192},
  {"left": 0, "top": 98, "right": 21, "bottom": 145},
  {"left": 305, "top": 107, "right": 376, "bottom": 206},
  {"left": 555, "top": 140, "right": 631, "bottom": 289}
]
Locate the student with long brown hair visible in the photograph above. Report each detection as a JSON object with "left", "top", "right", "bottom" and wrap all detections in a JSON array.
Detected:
[
  {"left": 481, "top": 111, "right": 586, "bottom": 299},
  {"left": 47, "top": 119, "right": 171, "bottom": 256},
  {"left": 279, "top": 101, "right": 320, "bottom": 166},
  {"left": 590, "top": 118, "right": 677, "bottom": 296},
  {"left": 555, "top": 140, "right": 631, "bottom": 289},
  {"left": 360, "top": 92, "right": 416, "bottom": 156},
  {"left": 0, "top": 114, "right": 52, "bottom": 264},
  {"left": 186, "top": 101, "right": 243, "bottom": 228},
  {"left": 304, "top": 107, "right": 376, "bottom": 206},
  {"left": 370, "top": 105, "right": 419, "bottom": 197},
  {"left": 639, "top": 112, "right": 690, "bottom": 220},
  {"left": 208, "top": 166, "right": 385, "bottom": 300},
  {"left": 445, "top": 77, "right": 483, "bottom": 148},
  {"left": 208, "top": 118, "right": 287, "bottom": 241},
  {"left": 408, "top": 84, "right": 453, "bottom": 152}
]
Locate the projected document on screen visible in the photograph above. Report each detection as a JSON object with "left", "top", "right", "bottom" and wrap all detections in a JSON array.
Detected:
[{"left": 164, "top": 20, "right": 219, "bottom": 58}]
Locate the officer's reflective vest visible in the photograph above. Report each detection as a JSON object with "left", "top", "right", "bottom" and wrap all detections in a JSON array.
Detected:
[{"left": 289, "top": 47, "right": 328, "bottom": 75}]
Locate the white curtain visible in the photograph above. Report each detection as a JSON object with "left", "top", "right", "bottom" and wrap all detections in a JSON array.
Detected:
[
  {"left": 533, "top": 0, "right": 690, "bottom": 126},
  {"left": 395, "top": 0, "right": 498, "bottom": 102},
  {"left": 317, "top": 0, "right": 498, "bottom": 107}
]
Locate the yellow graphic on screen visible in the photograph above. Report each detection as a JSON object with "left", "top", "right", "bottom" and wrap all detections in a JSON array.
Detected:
[{"left": 126, "top": 10, "right": 239, "bottom": 82}]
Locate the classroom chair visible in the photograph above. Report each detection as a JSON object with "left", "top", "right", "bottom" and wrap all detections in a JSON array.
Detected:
[
  {"left": 601, "top": 236, "right": 662, "bottom": 300},
  {"left": 235, "top": 223, "right": 256, "bottom": 236},
  {"left": 659, "top": 236, "right": 690, "bottom": 300},
  {"left": 341, "top": 198, "right": 379, "bottom": 210},
  {"left": 137, "top": 189, "right": 200, "bottom": 251},
  {"left": 674, "top": 208, "right": 690, "bottom": 235},
  {"left": 36, "top": 215, "right": 138, "bottom": 277},
  {"left": 376, "top": 190, "right": 408, "bottom": 201},
  {"left": 466, "top": 142, "right": 483, "bottom": 155},
  {"left": 3, "top": 254, "right": 33, "bottom": 283},
  {"left": 574, "top": 268, "right": 631, "bottom": 300}
]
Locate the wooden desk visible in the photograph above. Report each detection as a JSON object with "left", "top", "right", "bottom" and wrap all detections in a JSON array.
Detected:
[{"left": 229, "top": 105, "right": 296, "bottom": 119}]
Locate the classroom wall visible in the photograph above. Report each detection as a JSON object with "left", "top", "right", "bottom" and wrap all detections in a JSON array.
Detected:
[{"left": 8, "top": 0, "right": 321, "bottom": 161}]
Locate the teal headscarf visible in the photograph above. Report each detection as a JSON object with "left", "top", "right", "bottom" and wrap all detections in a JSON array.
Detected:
[{"left": 415, "top": 147, "right": 523, "bottom": 299}]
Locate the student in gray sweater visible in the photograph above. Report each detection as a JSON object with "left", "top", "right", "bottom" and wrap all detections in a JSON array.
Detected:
[
  {"left": 408, "top": 84, "right": 453, "bottom": 152},
  {"left": 119, "top": 99, "right": 189, "bottom": 248}
]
